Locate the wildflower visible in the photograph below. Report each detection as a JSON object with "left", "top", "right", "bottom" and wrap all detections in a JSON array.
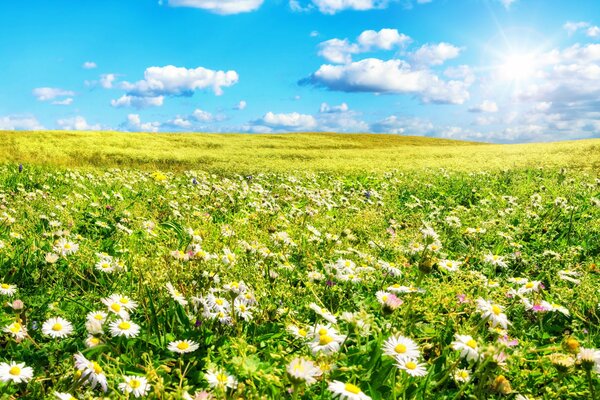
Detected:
[
  {"left": 287, "top": 325, "right": 309, "bottom": 340},
  {"left": 73, "top": 352, "right": 108, "bottom": 392},
  {"left": 0, "top": 361, "right": 34, "bottom": 383},
  {"left": 382, "top": 334, "right": 420, "bottom": 361},
  {"left": 45, "top": 253, "right": 60, "bottom": 263},
  {"left": 205, "top": 369, "right": 237, "bottom": 390},
  {"left": 310, "top": 326, "right": 346, "bottom": 355},
  {"left": 221, "top": 248, "right": 237, "bottom": 265},
  {"left": 484, "top": 254, "right": 508, "bottom": 269},
  {"left": 287, "top": 357, "right": 322, "bottom": 385},
  {"left": 54, "top": 238, "right": 79, "bottom": 256},
  {"left": 42, "top": 317, "right": 74, "bottom": 339},
  {"left": 453, "top": 368, "right": 471, "bottom": 383},
  {"left": 476, "top": 298, "right": 510, "bottom": 328},
  {"left": 0, "top": 283, "right": 17, "bottom": 296},
  {"left": 234, "top": 298, "right": 253, "bottom": 321},
  {"left": 558, "top": 269, "right": 581, "bottom": 284},
  {"left": 109, "top": 319, "right": 141, "bottom": 338},
  {"left": 309, "top": 303, "right": 337, "bottom": 324},
  {"left": 168, "top": 339, "right": 200, "bottom": 354},
  {"left": 86, "top": 335, "right": 103, "bottom": 348},
  {"left": 328, "top": 380, "right": 371, "bottom": 400},
  {"left": 396, "top": 358, "right": 428, "bottom": 377},
  {"left": 54, "top": 393, "right": 77, "bottom": 400},
  {"left": 4, "top": 321, "right": 27, "bottom": 340},
  {"left": 166, "top": 283, "right": 188, "bottom": 306},
  {"left": 492, "top": 375, "right": 512, "bottom": 394},
  {"left": 577, "top": 348, "right": 600, "bottom": 371},
  {"left": 118, "top": 376, "right": 151, "bottom": 398},
  {"left": 95, "top": 259, "right": 116, "bottom": 273},
  {"left": 565, "top": 337, "right": 580, "bottom": 353},
  {"left": 451, "top": 334, "right": 481, "bottom": 362},
  {"left": 439, "top": 259, "right": 462, "bottom": 272}
]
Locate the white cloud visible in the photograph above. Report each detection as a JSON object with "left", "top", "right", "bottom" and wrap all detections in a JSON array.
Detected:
[
  {"left": 310, "top": 30, "right": 320, "bottom": 37},
  {"left": 261, "top": 112, "right": 317, "bottom": 130},
  {"left": 167, "top": 0, "right": 263, "bottom": 14},
  {"left": 0, "top": 115, "right": 44, "bottom": 130},
  {"left": 234, "top": 100, "right": 247, "bottom": 110},
  {"left": 563, "top": 21, "right": 589, "bottom": 35},
  {"left": 122, "top": 114, "right": 160, "bottom": 132},
  {"left": 193, "top": 108, "right": 213, "bottom": 122},
  {"left": 83, "top": 61, "right": 97, "bottom": 69},
  {"left": 52, "top": 98, "right": 74, "bottom": 106},
  {"left": 319, "top": 102, "right": 349, "bottom": 113},
  {"left": 411, "top": 43, "right": 461, "bottom": 66},
  {"left": 370, "top": 115, "right": 434, "bottom": 134},
  {"left": 587, "top": 26, "right": 600, "bottom": 38},
  {"left": 56, "top": 116, "right": 101, "bottom": 131},
  {"left": 318, "top": 29, "right": 410, "bottom": 64},
  {"left": 121, "top": 65, "right": 239, "bottom": 99},
  {"left": 311, "top": 0, "right": 387, "bottom": 14},
  {"left": 468, "top": 100, "right": 498, "bottom": 113},
  {"left": 100, "top": 74, "right": 116, "bottom": 89},
  {"left": 111, "top": 95, "right": 164, "bottom": 108},
  {"left": 302, "top": 58, "right": 471, "bottom": 104},
  {"left": 167, "top": 117, "right": 193, "bottom": 129},
  {"left": 33, "top": 87, "right": 75, "bottom": 101}
]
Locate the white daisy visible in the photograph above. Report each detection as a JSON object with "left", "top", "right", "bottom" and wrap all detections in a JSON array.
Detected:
[
  {"left": 73, "top": 352, "right": 108, "bottom": 392},
  {"left": 166, "top": 282, "right": 188, "bottom": 306},
  {"left": 476, "top": 298, "right": 510, "bottom": 328},
  {"left": 309, "top": 302, "right": 337, "bottom": 324},
  {"left": 118, "top": 375, "right": 151, "bottom": 398},
  {"left": 109, "top": 319, "right": 141, "bottom": 338},
  {"left": 42, "top": 317, "right": 74, "bottom": 339},
  {"left": 453, "top": 368, "right": 471, "bottom": 383},
  {"left": 54, "top": 392, "right": 77, "bottom": 400},
  {"left": 86, "top": 335, "right": 103, "bottom": 348},
  {"left": 0, "top": 283, "right": 17, "bottom": 296},
  {"left": 101, "top": 296, "right": 131, "bottom": 319},
  {"left": 287, "top": 357, "right": 322, "bottom": 385},
  {"left": 205, "top": 369, "right": 237, "bottom": 390},
  {"left": 483, "top": 254, "right": 508, "bottom": 269},
  {"left": 382, "top": 334, "right": 420, "bottom": 361},
  {"left": 4, "top": 321, "right": 28, "bottom": 340},
  {"left": 0, "top": 361, "right": 34, "bottom": 383},
  {"left": 396, "top": 358, "right": 428, "bottom": 377},
  {"left": 327, "top": 380, "right": 371, "bottom": 400},
  {"left": 451, "top": 334, "right": 481, "bottom": 362},
  {"left": 168, "top": 339, "right": 200, "bottom": 354}
]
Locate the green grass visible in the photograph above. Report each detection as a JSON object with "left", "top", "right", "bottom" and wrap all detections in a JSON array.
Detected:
[{"left": 1, "top": 130, "right": 599, "bottom": 173}]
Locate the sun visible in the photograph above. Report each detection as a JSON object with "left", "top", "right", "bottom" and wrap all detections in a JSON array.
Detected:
[{"left": 498, "top": 52, "right": 538, "bottom": 82}]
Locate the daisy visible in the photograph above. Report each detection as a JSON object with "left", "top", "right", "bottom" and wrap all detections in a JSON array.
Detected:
[
  {"left": 382, "top": 334, "right": 420, "bottom": 361},
  {"left": 87, "top": 310, "right": 108, "bottom": 324},
  {"left": 439, "top": 259, "right": 462, "bottom": 272},
  {"left": 224, "top": 280, "right": 247, "bottom": 294},
  {"left": 577, "top": 348, "right": 600, "bottom": 371},
  {"left": 309, "top": 302, "right": 337, "bottom": 324},
  {"left": 517, "top": 280, "right": 542, "bottom": 294},
  {"left": 109, "top": 319, "right": 141, "bottom": 338},
  {"left": 166, "top": 283, "right": 188, "bottom": 306},
  {"left": 118, "top": 376, "right": 151, "bottom": 398},
  {"left": 205, "top": 294, "right": 230, "bottom": 312},
  {"left": 4, "top": 321, "right": 28, "bottom": 340},
  {"left": 396, "top": 358, "right": 428, "bottom": 377},
  {"left": 453, "top": 368, "right": 471, "bottom": 383},
  {"left": 95, "top": 259, "right": 116, "bottom": 273},
  {"left": 73, "top": 352, "right": 108, "bottom": 392},
  {"left": 484, "top": 254, "right": 508, "bottom": 269},
  {"left": 101, "top": 297, "right": 130, "bottom": 319},
  {"left": 310, "top": 331, "right": 346, "bottom": 355},
  {"left": 234, "top": 298, "right": 253, "bottom": 321},
  {"left": 476, "top": 298, "right": 510, "bottom": 328},
  {"left": 451, "top": 334, "right": 481, "bottom": 362},
  {"left": 54, "top": 392, "right": 77, "bottom": 400},
  {"left": 205, "top": 369, "right": 237, "bottom": 390},
  {"left": 0, "top": 361, "right": 34, "bottom": 383},
  {"left": 54, "top": 238, "right": 79, "bottom": 256},
  {"left": 328, "top": 380, "right": 371, "bottom": 400},
  {"left": 287, "top": 357, "right": 322, "bottom": 385},
  {"left": 0, "top": 283, "right": 17, "bottom": 296},
  {"left": 168, "top": 339, "right": 200, "bottom": 354},
  {"left": 86, "top": 335, "right": 103, "bottom": 348},
  {"left": 111, "top": 294, "right": 138, "bottom": 310},
  {"left": 42, "top": 317, "right": 74, "bottom": 338},
  {"left": 287, "top": 324, "right": 310, "bottom": 340}
]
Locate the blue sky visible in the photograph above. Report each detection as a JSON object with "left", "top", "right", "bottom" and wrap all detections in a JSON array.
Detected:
[{"left": 1, "top": 0, "right": 599, "bottom": 142}]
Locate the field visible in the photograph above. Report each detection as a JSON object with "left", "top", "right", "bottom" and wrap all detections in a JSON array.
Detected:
[{"left": 0, "top": 132, "right": 599, "bottom": 399}]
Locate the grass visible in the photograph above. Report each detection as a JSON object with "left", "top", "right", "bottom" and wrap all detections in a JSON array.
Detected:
[{"left": 1, "top": 130, "right": 599, "bottom": 173}]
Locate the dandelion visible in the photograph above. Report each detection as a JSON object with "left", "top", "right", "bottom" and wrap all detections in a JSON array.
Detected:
[
  {"left": 0, "top": 283, "right": 17, "bottom": 296},
  {"left": 73, "top": 352, "right": 108, "bottom": 392},
  {"left": 382, "top": 334, "right": 420, "bottom": 361},
  {"left": 109, "top": 319, "right": 141, "bottom": 338},
  {"left": 328, "top": 380, "right": 371, "bottom": 400},
  {"left": 451, "top": 334, "right": 481, "bottom": 362},
  {"left": 0, "top": 361, "right": 34, "bottom": 383},
  {"left": 205, "top": 369, "right": 237, "bottom": 390},
  {"left": 42, "top": 317, "right": 74, "bottom": 339},
  {"left": 396, "top": 358, "right": 428, "bottom": 377},
  {"left": 168, "top": 339, "right": 200, "bottom": 354},
  {"left": 118, "top": 376, "right": 151, "bottom": 398},
  {"left": 166, "top": 283, "right": 188, "bottom": 306},
  {"left": 287, "top": 357, "right": 322, "bottom": 385}
]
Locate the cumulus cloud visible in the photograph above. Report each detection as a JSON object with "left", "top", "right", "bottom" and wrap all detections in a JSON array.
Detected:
[
  {"left": 0, "top": 115, "right": 44, "bottom": 130},
  {"left": 370, "top": 115, "right": 434, "bottom": 135},
  {"left": 52, "top": 98, "right": 74, "bottom": 106},
  {"left": 563, "top": 21, "right": 589, "bottom": 35},
  {"left": 318, "top": 29, "right": 410, "bottom": 63},
  {"left": 56, "top": 116, "right": 101, "bottom": 131},
  {"left": 319, "top": 102, "right": 349, "bottom": 113},
  {"left": 119, "top": 66, "right": 238, "bottom": 103},
  {"left": 82, "top": 61, "right": 97, "bottom": 69},
  {"left": 192, "top": 108, "right": 214, "bottom": 122},
  {"left": 100, "top": 74, "right": 117, "bottom": 89},
  {"left": 33, "top": 87, "right": 75, "bottom": 101},
  {"left": 301, "top": 58, "right": 471, "bottom": 104},
  {"left": 258, "top": 112, "right": 318, "bottom": 131},
  {"left": 311, "top": 0, "right": 387, "bottom": 14},
  {"left": 468, "top": 100, "right": 498, "bottom": 113},
  {"left": 111, "top": 95, "right": 164, "bottom": 108},
  {"left": 410, "top": 43, "right": 461, "bottom": 66},
  {"left": 167, "top": 0, "right": 263, "bottom": 14},
  {"left": 121, "top": 114, "right": 160, "bottom": 132}
]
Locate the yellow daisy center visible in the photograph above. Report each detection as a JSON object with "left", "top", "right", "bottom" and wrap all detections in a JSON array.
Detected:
[
  {"left": 460, "top": 371, "right": 469, "bottom": 378},
  {"left": 94, "top": 314, "right": 104, "bottom": 320},
  {"left": 491, "top": 305, "right": 502, "bottom": 315},
  {"left": 466, "top": 339, "right": 477, "bottom": 349},
  {"left": 406, "top": 361, "right": 417, "bottom": 370},
  {"left": 525, "top": 282, "right": 534, "bottom": 289},
  {"left": 395, "top": 344, "right": 407, "bottom": 354},
  {"left": 1, "top": 283, "right": 9, "bottom": 289},
  {"left": 119, "top": 298, "right": 129, "bottom": 304},
  {"left": 298, "top": 328, "right": 307, "bottom": 337},
  {"left": 118, "top": 321, "right": 131, "bottom": 330},
  {"left": 382, "top": 295, "right": 388, "bottom": 302},
  {"left": 90, "top": 337, "right": 100, "bottom": 345},
  {"left": 129, "top": 379, "right": 141, "bottom": 389},
  {"left": 9, "top": 366, "right": 21, "bottom": 376},
  {"left": 217, "top": 373, "right": 228, "bottom": 383},
  {"left": 10, "top": 323, "right": 21, "bottom": 333},
  {"left": 92, "top": 361, "right": 103, "bottom": 374},
  {"left": 345, "top": 383, "right": 361, "bottom": 394},
  {"left": 111, "top": 303, "right": 121, "bottom": 312},
  {"left": 215, "top": 299, "right": 224, "bottom": 306},
  {"left": 64, "top": 243, "right": 72, "bottom": 249},
  {"left": 293, "top": 363, "right": 305, "bottom": 372},
  {"left": 319, "top": 334, "right": 334, "bottom": 345},
  {"left": 177, "top": 342, "right": 190, "bottom": 350},
  {"left": 318, "top": 328, "right": 328, "bottom": 336},
  {"left": 52, "top": 323, "right": 63, "bottom": 331}
]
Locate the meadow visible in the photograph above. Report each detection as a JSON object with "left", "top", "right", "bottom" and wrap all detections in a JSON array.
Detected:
[{"left": 0, "top": 132, "right": 599, "bottom": 399}]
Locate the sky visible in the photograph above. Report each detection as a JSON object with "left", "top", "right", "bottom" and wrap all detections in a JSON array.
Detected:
[{"left": 1, "top": 0, "right": 600, "bottom": 143}]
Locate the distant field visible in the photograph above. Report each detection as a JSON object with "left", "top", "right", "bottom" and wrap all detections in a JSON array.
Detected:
[{"left": 1, "top": 130, "right": 599, "bottom": 173}]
